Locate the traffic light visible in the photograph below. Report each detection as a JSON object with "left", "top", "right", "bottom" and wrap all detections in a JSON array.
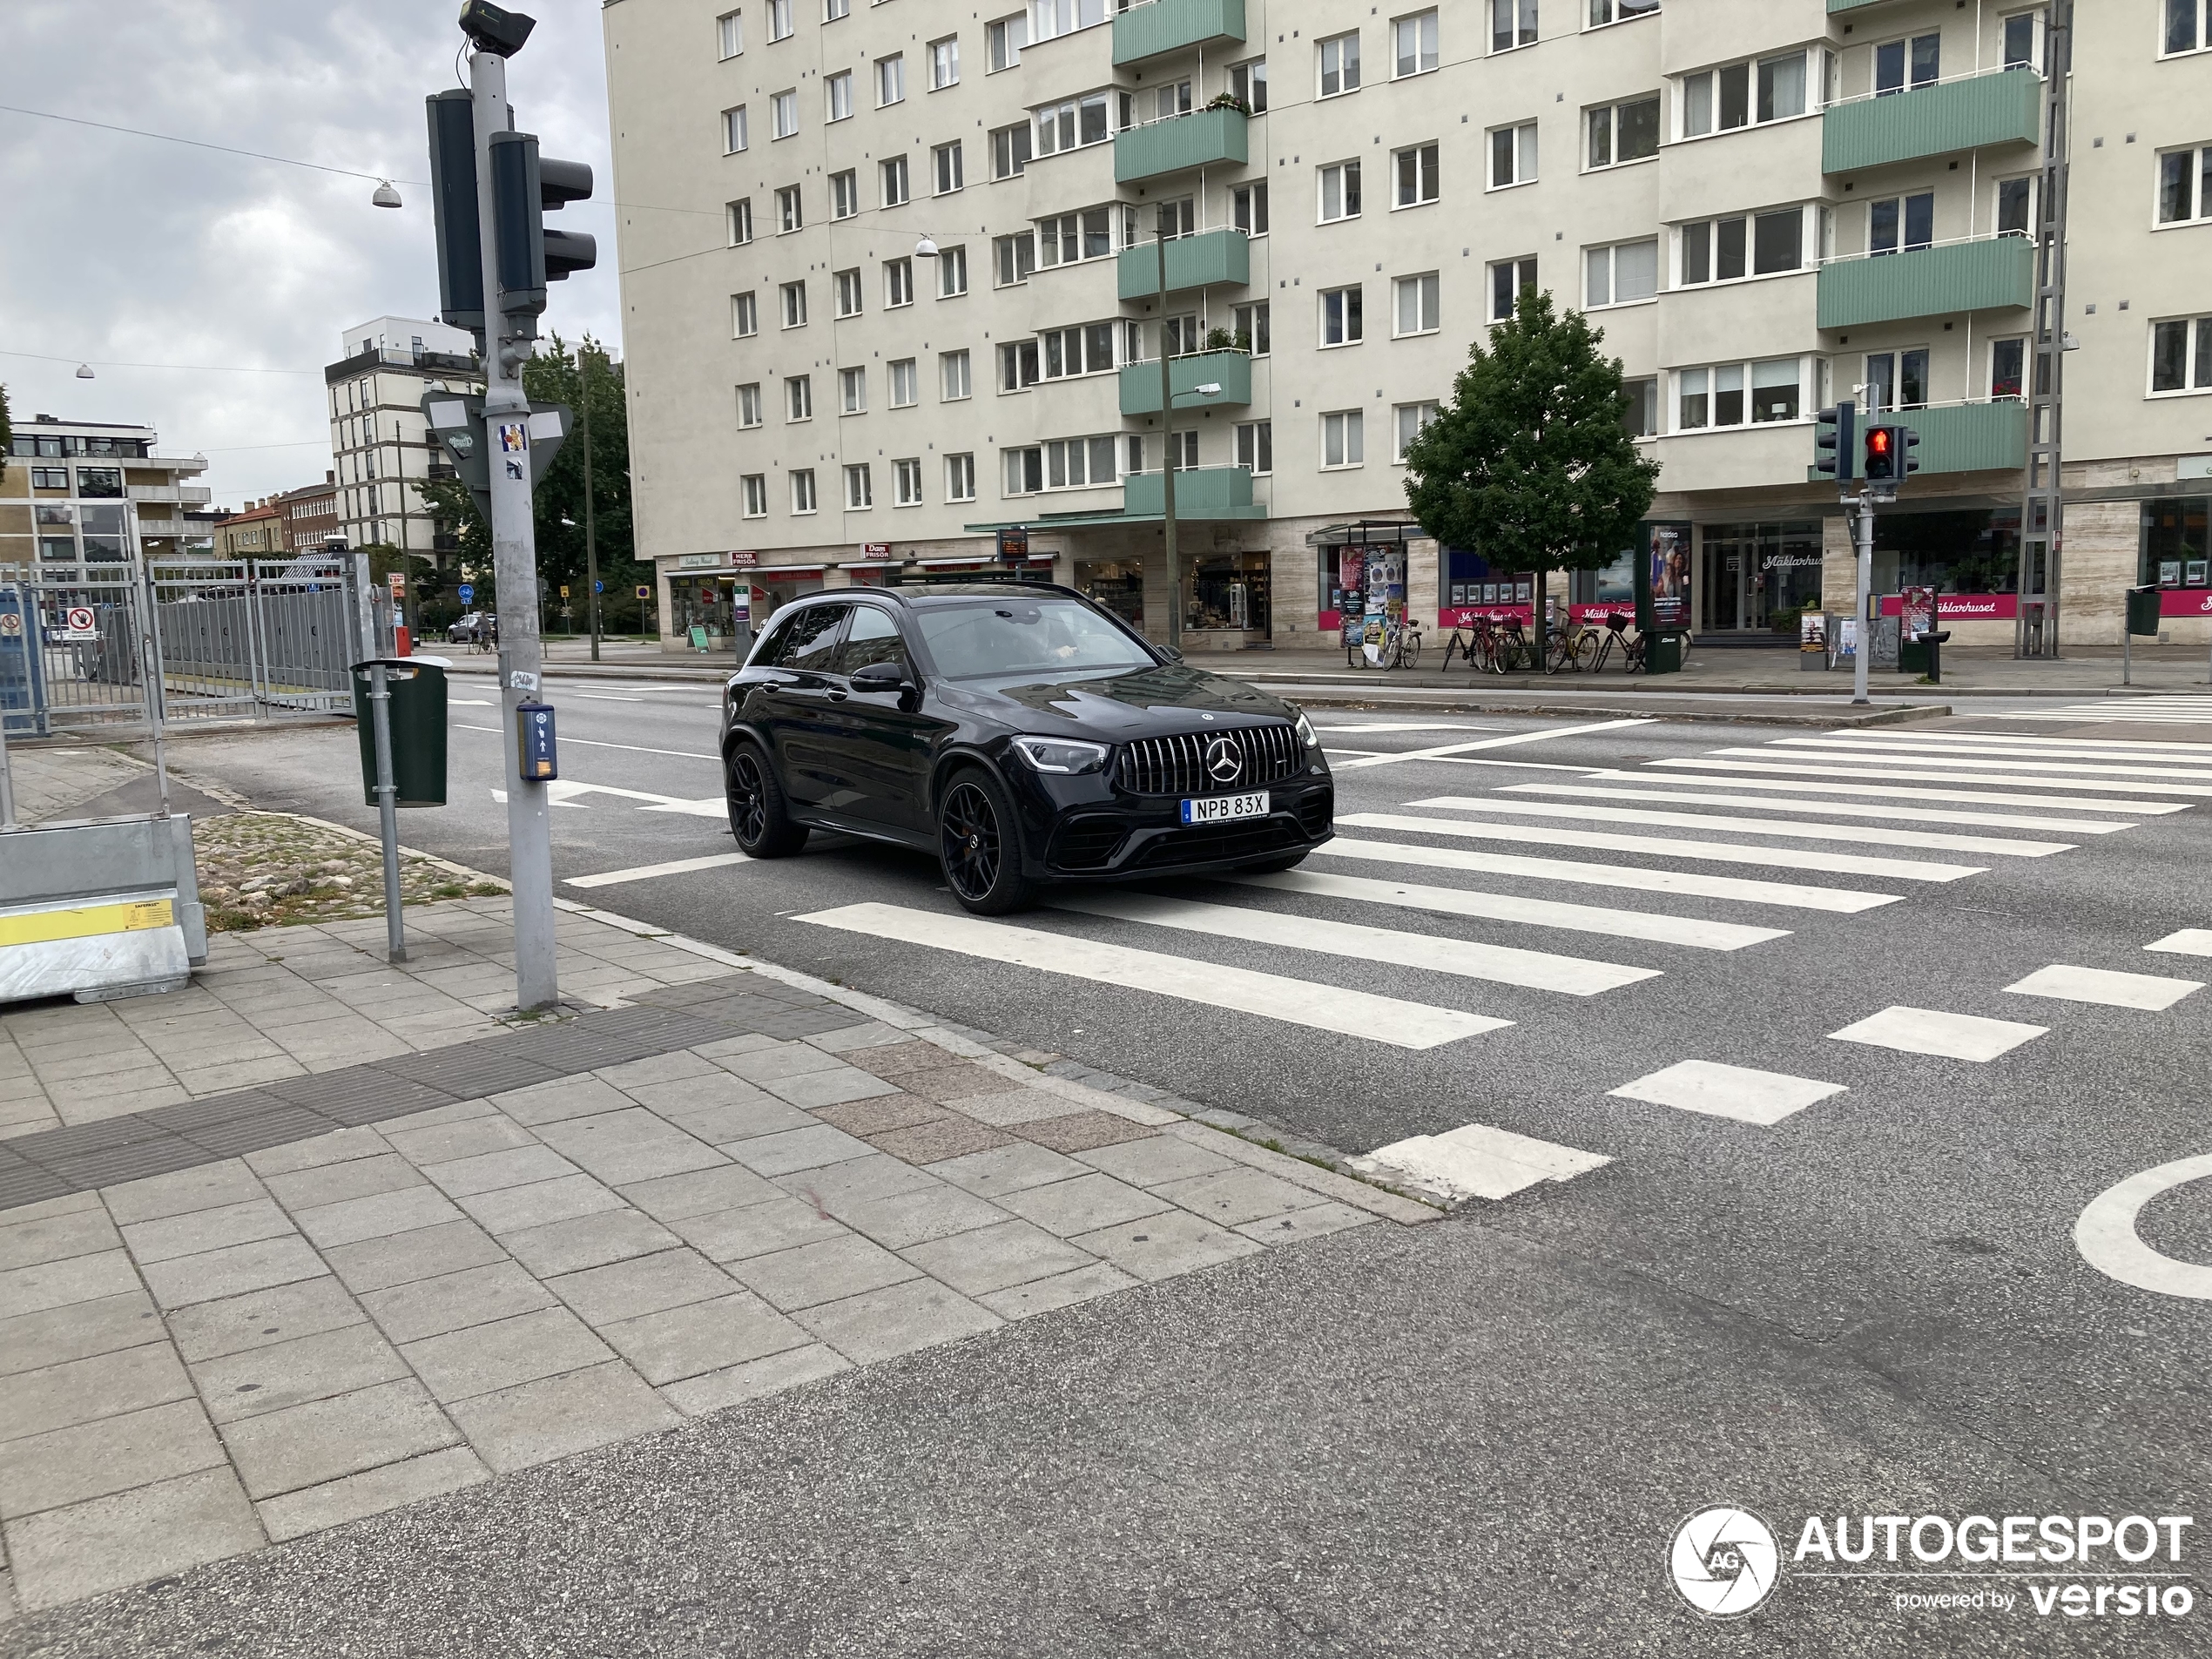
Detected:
[
  {"left": 1864, "top": 423, "right": 1899, "bottom": 481},
  {"left": 425, "top": 91, "right": 484, "bottom": 336},
  {"left": 1814, "top": 400, "right": 1856, "bottom": 482},
  {"left": 489, "top": 132, "right": 596, "bottom": 328},
  {"left": 1898, "top": 424, "right": 1921, "bottom": 476}
]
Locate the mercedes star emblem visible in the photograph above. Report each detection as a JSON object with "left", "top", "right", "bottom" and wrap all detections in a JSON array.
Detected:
[{"left": 1204, "top": 736, "right": 1244, "bottom": 784}]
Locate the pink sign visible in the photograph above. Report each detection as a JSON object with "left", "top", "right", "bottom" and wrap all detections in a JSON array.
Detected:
[
  {"left": 1569, "top": 604, "right": 1638, "bottom": 624},
  {"left": 1440, "top": 604, "right": 1535, "bottom": 628},
  {"left": 1877, "top": 593, "right": 2019, "bottom": 621},
  {"left": 2160, "top": 588, "right": 2212, "bottom": 618}
]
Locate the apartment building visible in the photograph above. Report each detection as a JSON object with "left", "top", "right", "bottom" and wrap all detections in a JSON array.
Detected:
[
  {"left": 213, "top": 498, "right": 286, "bottom": 561},
  {"left": 604, "top": 0, "right": 2212, "bottom": 652},
  {"left": 273, "top": 475, "right": 341, "bottom": 553},
  {"left": 0, "top": 416, "right": 211, "bottom": 573},
  {"left": 325, "top": 316, "right": 483, "bottom": 570}
]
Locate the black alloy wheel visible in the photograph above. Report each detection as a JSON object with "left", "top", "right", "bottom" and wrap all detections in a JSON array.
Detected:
[
  {"left": 725, "top": 741, "right": 808, "bottom": 857},
  {"left": 939, "top": 772, "right": 1034, "bottom": 914}
]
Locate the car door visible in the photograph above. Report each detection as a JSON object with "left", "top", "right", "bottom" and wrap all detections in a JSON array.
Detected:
[
  {"left": 826, "top": 604, "right": 941, "bottom": 832},
  {"left": 759, "top": 602, "right": 852, "bottom": 806}
]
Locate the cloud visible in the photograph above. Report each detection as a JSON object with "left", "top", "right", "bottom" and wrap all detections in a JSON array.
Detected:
[{"left": 0, "top": 0, "right": 619, "bottom": 507}]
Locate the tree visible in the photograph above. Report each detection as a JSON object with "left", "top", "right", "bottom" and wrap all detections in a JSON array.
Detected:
[
  {"left": 416, "top": 334, "right": 644, "bottom": 632},
  {"left": 0, "top": 382, "right": 12, "bottom": 468},
  {"left": 1402, "top": 287, "right": 1661, "bottom": 665}
]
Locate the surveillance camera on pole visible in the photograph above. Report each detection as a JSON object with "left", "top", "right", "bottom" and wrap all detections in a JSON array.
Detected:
[{"left": 425, "top": 0, "right": 598, "bottom": 1014}]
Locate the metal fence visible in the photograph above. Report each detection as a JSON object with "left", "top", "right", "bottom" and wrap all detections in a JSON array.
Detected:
[{"left": 0, "top": 557, "right": 366, "bottom": 739}]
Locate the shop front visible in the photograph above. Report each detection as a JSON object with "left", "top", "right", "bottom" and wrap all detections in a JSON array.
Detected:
[
  {"left": 1184, "top": 550, "right": 1270, "bottom": 639},
  {"left": 1697, "top": 521, "right": 1824, "bottom": 641},
  {"left": 1075, "top": 557, "right": 1144, "bottom": 631}
]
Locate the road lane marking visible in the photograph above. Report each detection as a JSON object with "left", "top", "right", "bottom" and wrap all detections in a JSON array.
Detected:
[
  {"left": 564, "top": 852, "right": 753, "bottom": 889},
  {"left": 2146, "top": 928, "right": 2212, "bottom": 957},
  {"left": 1338, "top": 813, "right": 1986, "bottom": 883},
  {"left": 792, "top": 900, "right": 1507, "bottom": 1049},
  {"left": 1628, "top": 766, "right": 2183, "bottom": 815},
  {"left": 1608, "top": 1060, "right": 1847, "bottom": 1126},
  {"left": 1502, "top": 780, "right": 2131, "bottom": 834},
  {"left": 456, "top": 724, "right": 718, "bottom": 761},
  {"left": 2074, "top": 1155, "right": 2212, "bottom": 1299},
  {"left": 1350, "top": 1123, "right": 1610, "bottom": 1202},
  {"left": 1315, "top": 836, "right": 1900, "bottom": 913},
  {"left": 574, "top": 693, "right": 643, "bottom": 702},
  {"left": 1050, "top": 891, "right": 1661, "bottom": 996},
  {"left": 1233, "top": 868, "right": 1790, "bottom": 951},
  {"left": 1313, "top": 721, "right": 1499, "bottom": 733},
  {"left": 2001, "top": 963, "right": 2204, "bottom": 1010},
  {"left": 489, "top": 787, "right": 590, "bottom": 809},
  {"left": 1749, "top": 742, "right": 2212, "bottom": 786},
  {"left": 1406, "top": 795, "right": 2071, "bottom": 858},
  {"left": 448, "top": 698, "right": 496, "bottom": 707},
  {"left": 1795, "top": 731, "right": 2212, "bottom": 759},
  {"left": 1826, "top": 1005, "right": 2046, "bottom": 1062},
  {"left": 1644, "top": 757, "right": 2212, "bottom": 799},
  {"left": 1332, "top": 717, "right": 1655, "bottom": 770}
]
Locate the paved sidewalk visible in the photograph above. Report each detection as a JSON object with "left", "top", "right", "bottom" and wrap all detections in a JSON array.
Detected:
[{"left": 0, "top": 898, "right": 1426, "bottom": 1618}]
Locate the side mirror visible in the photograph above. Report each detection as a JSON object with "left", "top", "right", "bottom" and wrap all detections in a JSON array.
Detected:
[
  {"left": 1156, "top": 644, "right": 1185, "bottom": 665},
  {"left": 850, "top": 660, "right": 910, "bottom": 691}
]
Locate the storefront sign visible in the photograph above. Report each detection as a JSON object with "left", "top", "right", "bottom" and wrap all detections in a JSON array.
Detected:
[
  {"left": 674, "top": 552, "right": 722, "bottom": 570},
  {"left": 1877, "top": 593, "right": 2020, "bottom": 622},
  {"left": 1441, "top": 604, "right": 1535, "bottom": 628},
  {"left": 859, "top": 543, "right": 892, "bottom": 559},
  {"left": 2160, "top": 587, "right": 2212, "bottom": 618},
  {"left": 729, "top": 550, "right": 759, "bottom": 569}
]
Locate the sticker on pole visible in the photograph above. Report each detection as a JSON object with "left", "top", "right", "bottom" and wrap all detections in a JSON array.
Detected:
[
  {"left": 497, "top": 421, "right": 529, "bottom": 454},
  {"left": 61, "top": 606, "right": 97, "bottom": 640}
]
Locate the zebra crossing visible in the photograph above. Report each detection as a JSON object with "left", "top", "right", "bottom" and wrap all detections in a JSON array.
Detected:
[
  {"left": 794, "top": 719, "right": 2209, "bottom": 1204},
  {"left": 1993, "top": 694, "right": 2212, "bottom": 725}
]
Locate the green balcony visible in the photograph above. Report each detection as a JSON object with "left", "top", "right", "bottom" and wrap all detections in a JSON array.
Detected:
[
  {"left": 1823, "top": 70, "right": 2041, "bottom": 172},
  {"left": 1113, "top": 0, "right": 1245, "bottom": 66},
  {"left": 1115, "top": 108, "right": 1248, "bottom": 184},
  {"left": 1817, "top": 236, "right": 2033, "bottom": 329},
  {"left": 1117, "top": 227, "right": 1251, "bottom": 300},
  {"left": 1123, "top": 465, "right": 1262, "bottom": 519},
  {"left": 1118, "top": 350, "right": 1252, "bottom": 415},
  {"left": 1808, "top": 401, "right": 2027, "bottom": 478},
  {"left": 1827, "top": 0, "right": 1904, "bottom": 12}
]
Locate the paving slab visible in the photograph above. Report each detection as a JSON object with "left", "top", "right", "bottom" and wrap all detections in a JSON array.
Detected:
[
  {"left": 974, "top": 1261, "right": 1141, "bottom": 1320},
  {"left": 0, "top": 1290, "right": 164, "bottom": 1377},
  {"left": 927, "top": 1141, "right": 1093, "bottom": 1200},
  {"left": 357, "top": 1260, "right": 553, "bottom": 1345},
  {"left": 1150, "top": 1167, "right": 1322, "bottom": 1230},
  {"left": 1075, "top": 1136, "right": 1239, "bottom": 1189},
  {"left": 616, "top": 1163, "right": 783, "bottom": 1222},
  {"left": 831, "top": 1183, "right": 1011, "bottom": 1252},
  {"left": 3, "top": 1466, "right": 263, "bottom": 1612},
  {"left": 101, "top": 1162, "right": 268, "bottom": 1226},
  {"left": 532, "top": 1109, "right": 727, "bottom": 1185},
  {"left": 545, "top": 1247, "right": 738, "bottom": 1326},
  {"left": 996, "top": 1173, "right": 1175, "bottom": 1239},
  {"left": 139, "top": 1236, "right": 328, "bottom": 1312},
  {"left": 443, "top": 1359, "right": 678, "bottom": 1474},
  {"left": 119, "top": 1198, "right": 298, "bottom": 1265},
  {"left": 0, "top": 1206, "right": 122, "bottom": 1272},
  {"left": 724, "top": 1123, "right": 877, "bottom": 1177},
  {"left": 166, "top": 1277, "right": 367, "bottom": 1364},
  {"left": 658, "top": 1342, "right": 853, "bottom": 1418},
  {"left": 322, "top": 1218, "right": 508, "bottom": 1294},
  {"left": 192, "top": 1323, "right": 412, "bottom": 1424},
  {"left": 242, "top": 1126, "right": 390, "bottom": 1179},
  {"left": 1234, "top": 1201, "right": 1374, "bottom": 1246},
  {"left": 726, "top": 1233, "right": 923, "bottom": 1312},
  {"left": 217, "top": 1378, "right": 460, "bottom": 1501},
  {"left": 670, "top": 1197, "right": 852, "bottom": 1264},
  {"left": 2, "top": 1343, "right": 195, "bottom": 1442},
  {"left": 597, "top": 1291, "right": 812, "bottom": 1386},
  {"left": 0, "top": 1399, "right": 226, "bottom": 1518},
  {"left": 492, "top": 1075, "right": 636, "bottom": 1127},
  {"left": 759, "top": 1069, "right": 904, "bottom": 1110},
  {"left": 401, "top": 1305, "right": 612, "bottom": 1403},
  {"left": 1069, "top": 1211, "right": 1266, "bottom": 1283},
  {"left": 254, "top": 1444, "right": 489, "bottom": 1544},
  {"left": 421, "top": 1144, "right": 582, "bottom": 1199},
  {"left": 899, "top": 1218, "right": 1099, "bottom": 1298},
  {"left": 792, "top": 1278, "right": 1002, "bottom": 1366},
  {"left": 259, "top": 1151, "right": 426, "bottom": 1212},
  {"left": 499, "top": 1207, "right": 683, "bottom": 1278}
]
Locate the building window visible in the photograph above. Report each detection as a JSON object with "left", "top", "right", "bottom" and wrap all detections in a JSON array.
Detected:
[
  {"left": 1683, "top": 51, "right": 1804, "bottom": 138},
  {"left": 732, "top": 291, "right": 759, "bottom": 336},
  {"left": 1679, "top": 217, "right": 1741, "bottom": 283},
  {"left": 845, "top": 463, "right": 873, "bottom": 509},
  {"left": 1589, "top": 0, "right": 1659, "bottom": 24},
  {"left": 991, "top": 123, "right": 1032, "bottom": 179},
  {"left": 885, "top": 258, "right": 914, "bottom": 307},
  {"left": 1233, "top": 300, "right": 1271, "bottom": 354},
  {"left": 946, "top": 452, "right": 976, "bottom": 501},
  {"left": 894, "top": 458, "right": 923, "bottom": 506},
  {"left": 1000, "top": 340, "right": 1041, "bottom": 390},
  {"left": 826, "top": 71, "right": 853, "bottom": 121},
  {"left": 1490, "top": 256, "right": 1539, "bottom": 320},
  {"left": 879, "top": 156, "right": 910, "bottom": 207},
  {"left": 1321, "top": 285, "right": 1365, "bottom": 346},
  {"left": 1588, "top": 95, "right": 1660, "bottom": 168},
  {"left": 1393, "top": 143, "right": 1440, "bottom": 207},
  {"left": 1996, "top": 176, "right": 2033, "bottom": 236},
  {"left": 727, "top": 198, "right": 754, "bottom": 244},
  {"left": 938, "top": 246, "right": 968, "bottom": 296},
  {"left": 1160, "top": 312, "right": 1203, "bottom": 357},
  {"left": 1235, "top": 421, "right": 1273, "bottom": 474},
  {"left": 826, "top": 0, "right": 848, "bottom": 19},
  {"left": 1989, "top": 337, "right": 2027, "bottom": 400},
  {"left": 1621, "top": 377, "right": 1658, "bottom": 437},
  {"left": 1041, "top": 322, "right": 1118, "bottom": 380},
  {"left": 941, "top": 349, "right": 973, "bottom": 400},
  {"left": 775, "top": 185, "right": 802, "bottom": 232},
  {"left": 831, "top": 170, "right": 858, "bottom": 219},
  {"left": 988, "top": 15, "right": 1025, "bottom": 71},
  {"left": 1871, "top": 192, "right": 1935, "bottom": 254},
  {"left": 2158, "top": 146, "right": 2212, "bottom": 226},
  {"left": 1585, "top": 238, "right": 1658, "bottom": 307},
  {"left": 780, "top": 280, "right": 808, "bottom": 327},
  {"left": 771, "top": 89, "right": 799, "bottom": 138},
  {"left": 1318, "top": 159, "right": 1362, "bottom": 222},
  {"left": 2151, "top": 316, "right": 2212, "bottom": 394},
  {"left": 1004, "top": 448, "right": 1042, "bottom": 494},
  {"left": 1752, "top": 207, "right": 1804, "bottom": 273},
  {"left": 1861, "top": 348, "right": 1928, "bottom": 415},
  {"left": 742, "top": 474, "right": 768, "bottom": 516},
  {"left": 1393, "top": 401, "right": 1440, "bottom": 461},
  {"left": 933, "top": 141, "right": 965, "bottom": 194},
  {"left": 723, "top": 105, "right": 749, "bottom": 153},
  {"left": 2165, "top": 0, "right": 2211, "bottom": 54},
  {"left": 1233, "top": 183, "right": 1270, "bottom": 235},
  {"left": 1393, "top": 273, "right": 1440, "bottom": 336},
  {"left": 1230, "top": 59, "right": 1268, "bottom": 111},
  {"left": 1492, "top": 0, "right": 1537, "bottom": 51},
  {"left": 995, "top": 231, "right": 1036, "bottom": 286},
  {"left": 1490, "top": 121, "right": 1538, "bottom": 188},
  {"left": 834, "top": 268, "right": 863, "bottom": 316},
  {"left": 786, "top": 374, "right": 813, "bottom": 420},
  {"left": 888, "top": 359, "right": 918, "bottom": 407},
  {"left": 1034, "top": 92, "right": 1110, "bottom": 156},
  {"left": 737, "top": 382, "right": 764, "bottom": 427},
  {"left": 930, "top": 36, "right": 960, "bottom": 88},
  {"left": 876, "top": 54, "right": 905, "bottom": 105},
  {"left": 1393, "top": 11, "right": 1439, "bottom": 78},
  {"left": 1875, "top": 32, "right": 1940, "bottom": 96},
  {"left": 1029, "top": 0, "right": 1109, "bottom": 43},
  {"left": 791, "top": 469, "right": 817, "bottom": 514},
  {"left": 1318, "top": 31, "right": 1361, "bottom": 97},
  {"left": 1676, "top": 357, "right": 1803, "bottom": 429},
  {"left": 1039, "top": 206, "right": 1116, "bottom": 266},
  {"left": 1322, "top": 409, "right": 1365, "bottom": 468},
  {"left": 767, "top": 0, "right": 792, "bottom": 39},
  {"left": 718, "top": 10, "right": 744, "bottom": 58}
]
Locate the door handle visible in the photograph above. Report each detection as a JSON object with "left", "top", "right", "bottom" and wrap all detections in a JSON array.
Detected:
[{"left": 826, "top": 689, "right": 848, "bottom": 702}]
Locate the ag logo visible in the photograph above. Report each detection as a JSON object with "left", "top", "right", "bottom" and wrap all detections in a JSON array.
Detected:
[
  {"left": 1204, "top": 736, "right": 1244, "bottom": 784},
  {"left": 1669, "top": 1506, "right": 1780, "bottom": 1619}
]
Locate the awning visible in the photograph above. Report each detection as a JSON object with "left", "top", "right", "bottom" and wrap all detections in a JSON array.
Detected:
[
  {"left": 1305, "top": 519, "right": 1425, "bottom": 548},
  {"left": 961, "top": 508, "right": 1267, "bottom": 533},
  {"left": 920, "top": 553, "right": 1055, "bottom": 568}
]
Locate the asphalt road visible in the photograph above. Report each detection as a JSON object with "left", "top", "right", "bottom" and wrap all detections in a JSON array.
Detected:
[{"left": 54, "top": 668, "right": 2210, "bottom": 1656}]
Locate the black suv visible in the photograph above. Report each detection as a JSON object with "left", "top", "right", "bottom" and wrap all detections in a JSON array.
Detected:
[{"left": 719, "top": 583, "right": 1334, "bottom": 914}]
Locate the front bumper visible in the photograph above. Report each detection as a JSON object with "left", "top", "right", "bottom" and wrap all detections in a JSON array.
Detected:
[{"left": 1004, "top": 764, "right": 1336, "bottom": 880}]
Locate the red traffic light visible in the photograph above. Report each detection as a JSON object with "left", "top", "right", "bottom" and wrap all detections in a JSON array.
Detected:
[
  {"left": 1867, "top": 428, "right": 1892, "bottom": 456},
  {"left": 1864, "top": 424, "right": 1898, "bottom": 480}
]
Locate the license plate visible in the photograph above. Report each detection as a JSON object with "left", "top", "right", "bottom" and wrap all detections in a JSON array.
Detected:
[{"left": 1181, "top": 790, "right": 1269, "bottom": 825}]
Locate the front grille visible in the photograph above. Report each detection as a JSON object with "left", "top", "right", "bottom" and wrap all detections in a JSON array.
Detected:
[
  {"left": 1116, "top": 722, "right": 1303, "bottom": 797},
  {"left": 1050, "top": 816, "right": 1127, "bottom": 871},
  {"left": 1132, "top": 819, "right": 1302, "bottom": 869}
]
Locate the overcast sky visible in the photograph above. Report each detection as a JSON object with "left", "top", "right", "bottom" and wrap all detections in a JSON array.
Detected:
[{"left": 0, "top": 0, "right": 621, "bottom": 508}]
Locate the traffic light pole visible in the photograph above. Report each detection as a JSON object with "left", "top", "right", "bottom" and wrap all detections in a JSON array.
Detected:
[
  {"left": 470, "top": 44, "right": 559, "bottom": 1014},
  {"left": 1851, "top": 489, "right": 1874, "bottom": 708}
]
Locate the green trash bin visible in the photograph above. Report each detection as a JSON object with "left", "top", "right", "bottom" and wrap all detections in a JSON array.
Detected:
[
  {"left": 352, "top": 659, "right": 448, "bottom": 807},
  {"left": 1644, "top": 631, "right": 1686, "bottom": 675},
  {"left": 2126, "top": 585, "right": 2163, "bottom": 637}
]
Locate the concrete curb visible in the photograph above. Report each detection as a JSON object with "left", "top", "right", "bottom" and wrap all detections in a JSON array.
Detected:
[{"left": 1284, "top": 694, "right": 1951, "bottom": 727}]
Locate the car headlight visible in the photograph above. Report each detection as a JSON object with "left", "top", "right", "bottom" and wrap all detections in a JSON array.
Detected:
[
  {"left": 1292, "top": 708, "right": 1318, "bottom": 749},
  {"left": 1009, "top": 735, "right": 1110, "bottom": 774}
]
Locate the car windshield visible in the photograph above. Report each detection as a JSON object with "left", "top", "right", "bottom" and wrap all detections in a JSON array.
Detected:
[{"left": 912, "top": 598, "right": 1156, "bottom": 680}]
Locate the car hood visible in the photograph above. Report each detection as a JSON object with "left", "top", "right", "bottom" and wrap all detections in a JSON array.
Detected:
[{"left": 944, "top": 664, "right": 1298, "bottom": 735}]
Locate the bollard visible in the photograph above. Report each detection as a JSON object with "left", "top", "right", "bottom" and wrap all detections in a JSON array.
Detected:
[{"left": 367, "top": 664, "right": 407, "bottom": 963}]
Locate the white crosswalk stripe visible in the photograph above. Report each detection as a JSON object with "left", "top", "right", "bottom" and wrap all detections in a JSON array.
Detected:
[
  {"left": 1646, "top": 756, "right": 2212, "bottom": 799},
  {"left": 1404, "top": 795, "right": 2072, "bottom": 858},
  {"left": 1716, "top": 743, "right": 2212, "bottom": 786},
  {"left": 2002, "top": 964, "right": 2203, "bottom": 1011},
  {"left": 1501, "top": 780, "right": 2133, "bottom": 834},
  {"left": 1316, "top": 835, "right": 1901, "bottom": 912},
  {"left": 2146, "top": 929, "right": 2212, "bottom": 958},
  {"left": 1993, "top": 695, "right": 2212, "bottom": 724},
  {"left": 1828, "top": 1005, "right": 2047, "bottom": 1062},
  {"left": 1591, "top": 767, "right": 2183, "bottom": 816},
  {"left": 1339, "top": 812, "right": 1986, "bottom": 882},
  {"left": 1791, "top": 730, "right": 2212, "bottom": 759},
  {"left": 1351, "top": 1123, "right": 1610, "bottom": 1202},
  {"left": 1608, "top": 1061, "right": 1847, "bottom": 1127}
]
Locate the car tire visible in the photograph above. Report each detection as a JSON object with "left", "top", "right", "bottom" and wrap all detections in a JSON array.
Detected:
[
  {"left": 725, "top": 739, "right": 809, "bottom": 858},
  {"left": 938, "top": 769, "right": 1035, "bottom": 914},
  {"left": 1238, "top": 851, "right": 1309, "bottom": 874}
]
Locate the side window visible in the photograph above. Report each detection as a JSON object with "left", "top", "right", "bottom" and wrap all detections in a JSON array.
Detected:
[
  {"left": 785, "top": 604, "right": 852, "bottom": 673},
  {"left": 838, "top": 605, "right": 910, "bottom": 674}
]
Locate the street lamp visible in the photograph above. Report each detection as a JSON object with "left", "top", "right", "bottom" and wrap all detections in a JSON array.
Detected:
[{"left": 372, "top": 180, "right": 403, "bottom": 208}]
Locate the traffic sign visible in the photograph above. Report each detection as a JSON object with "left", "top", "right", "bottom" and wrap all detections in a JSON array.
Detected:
[
  {"left": 635, "top": 585, "right": 650, "bottom": 599},
  {"left": 593, "top": 580, "right": 603, "bottom": 594},
  {"left": 458, "top": 583, "right": 475, "bottom": 604},
  {"left": 61, "top": 606, "right": 97, "bottom": 640},
  {"left": 0, "top": 612, "right": 20, "bottom": 638},
  {"left": 388, "top": 571, "right": 407, "bottom": 598},
  {"left": 558, "top": 584, "right": 570, "bottom": 599}
]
